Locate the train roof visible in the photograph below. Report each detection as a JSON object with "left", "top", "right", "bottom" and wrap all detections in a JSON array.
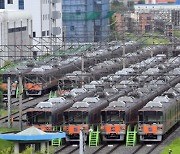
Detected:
[
  {"left": 64, "top": 88, "right": 88, "bottom": 97},
  {"left": 60, "top": 71, "right": 92, "bottom": 80},
  {"left": 2, "top": 65, "right": 33, "bottom": 75},
  {"left": 102, "top": 96, "right": 136, "bottom": 111},
  {"left": 82, "top": 84, "right": 96, "bottom": 90},
  {"left": 139, "top": 88, "right": 179, "bottom": 112},
  {"left": 48, "top": 97, "right": 66, "bottom": 103},
  {"left": 66, "top": 97, "right": 107, "bottom": 112},
  {"left": 35, "top": 102, "right": 55, "bottom": 109}
]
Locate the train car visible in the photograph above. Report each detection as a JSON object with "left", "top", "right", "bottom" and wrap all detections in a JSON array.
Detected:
[
  {"left": 58, "top": 71, "right": 93, "bottom": 95},
  {"left": 24, "top": 42, "right": 141, "bottom": 96},
  {"left": 63, "top": 86, "right": 132, "bottom": 142},
  {"left": 138, "top": 86, "right": 180, "bottom": 141},
  {"left": 26, "top": 87, "right": 96, "bottom": 131},
  {"left": 100, "top": 87, "right": 152, "bottom": 142},
  {"left": 99, "top": 57, "right": 180, "bottom": 142},
  {"left": 1, "top": 65, "right": 33, "bottom": 96},
  {"left": 0, "top": 57, "right": 61, "bottom": 97},
  {"left": 172, "top": 48, "right": 180, "bottom": 57},
  {"left": 63, "top": 97, "right": 108, "bottom": 142},
  {"left": 57, "top": 45, "right": 169, "bottom": 96}
]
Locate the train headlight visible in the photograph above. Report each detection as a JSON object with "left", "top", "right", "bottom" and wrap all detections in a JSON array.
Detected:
[
  {"left": 138, "top": 125, "right": 142, "bottom": 131},
  {"left": 120, "top": 125, "right": 126, "bottom": 130},
  {"left": 158, "top": 126, "right": 163, "bottom": 130},
  {"left": 100, "top": 126, "right": 105, "bottom": 131},
  {"left": 63, "top": 126, "right": 68, "bottom": 132}
]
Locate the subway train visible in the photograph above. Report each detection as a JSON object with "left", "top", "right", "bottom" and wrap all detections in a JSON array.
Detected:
[
  {"left": 0, "top": 64, "right": 34, "bottom": 96},
  {"left": 99, "top": 55, "right": 180, "bottom": 142},
  {"left": 24, "top": 42, "right": 140, "bottom": 96},
  {"left": 57, "top": 45, "right": 169, "bottom": 96},
  {"left": 0, "top": 57, "right": 63, "bottom": 97},
  {"left": 63, "top": 87, "right": 131, "bottom": 142},
  {"left": 25, "top": 45, "right": 171, "bottom": 136},
  {"left": 26, "top": 87, "right": 97, "bottom": 132},
  {"left": 138, "top": 83, "right": 180, "bottom": 141},
  {"left": 62, "top": 53, "right": 175, "bottom": 142}
]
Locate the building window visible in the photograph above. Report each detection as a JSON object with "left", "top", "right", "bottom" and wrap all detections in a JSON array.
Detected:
[
  {"left": 70, "top": 26, "right": 75, "bottom": 31},
  {"left": 0, "top": 0, "right": 5, "bottom": 9},
  {"left": 8, "top": 26, "right": 26, "bottom": 33},
  {"left": 7, "top": 0, "right": 13, "bottom": 4},
  {"left": 47, "top": 30, "right": 49, "bottom": 36},
  {"left": 76, "top": 10, "right": 81, "bottom": 15},
  {"left": 147, "top": 16, "right": 151, "bottom": 20},
  {"left": 145, "top": 25, "right": 151, "bottom": 33},
  {"left": 42, "top": 31, "right": 46, "bottom": 36},
  {"left": 33, "top": 32, "right": 36, "bottom": 37},
  {"left": 19, "top": 0, "right": 24, "bottom": 9}
]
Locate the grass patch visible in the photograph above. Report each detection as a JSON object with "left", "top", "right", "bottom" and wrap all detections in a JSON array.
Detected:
[
  {"left": 123, "top": 32, "right": 169, "bottom": 46},
  {"left": 161, "top": 138, "right": 180, "bottom": 154},
  {"left": 0, "top": 139, "right": 14, "bottom": 152},
  {"left": 0, "top": 109, "right": 8, "bottom": 117},
  {"left": 0, "top": 127, "right": 17, "bottom": 153},
  {"left": 0, "top": 127, "right": 19, "bottom": 133},
  {"left": 174, "top": 30, "right": 180, "bottom": 38},
  {"left": 0, "top": 109, "right": 18, "bottom": 117}
]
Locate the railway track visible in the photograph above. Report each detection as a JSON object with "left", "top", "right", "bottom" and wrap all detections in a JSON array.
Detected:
[
  {"left": 0, "top": 94, "right": 49, "bottom": 124},
  {"left": 55, "top": 144, "right": 79, "bottom": 154},
  {"left": 131, "top": 124, "right": 180, "bottom": 154},
  {"left": 56, "top": 125, "right": 179, "bottom": 154}
]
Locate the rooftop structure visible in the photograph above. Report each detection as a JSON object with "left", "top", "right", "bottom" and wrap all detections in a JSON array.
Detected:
[{"left": 0, "top": 126, "right": 66, "bottom": 153}]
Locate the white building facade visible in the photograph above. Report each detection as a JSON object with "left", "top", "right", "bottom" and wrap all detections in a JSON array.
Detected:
[
  {"left": 1, "top": 0, "right": 63, "bottom": 53},
  {"left": 0, "top": 10, "right": 32, "bottom": 67}
]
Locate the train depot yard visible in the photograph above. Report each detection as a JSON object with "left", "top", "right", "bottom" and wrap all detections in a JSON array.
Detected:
[
  {"left": 0, "top": 42, "right": 179, "bottom": 154},
  {"left": 1, "top": 2, "right": 180, "bottom": 153}
]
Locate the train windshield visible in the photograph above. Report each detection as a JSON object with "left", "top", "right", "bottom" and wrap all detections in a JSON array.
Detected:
[
  {"left": 59, "top": 79, "right": 77, "bottom": 90},
  {"left": 27, "top": 111, "right": 52, "bottom": 125},
  {"left": 138, "top": 111, "right": 163, "bottom": 124},
  {"left": 64, "top": 111, "right": 88, "bottom": 124},
  {"left": 2, "top": 74, "right": 17, "bottom": 83},
  {"left": 101, "top": 111, "right": 125, "bottom": 124}
]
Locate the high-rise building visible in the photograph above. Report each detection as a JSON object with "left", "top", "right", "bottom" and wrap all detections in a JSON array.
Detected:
[{"left": 62, "top": 0, "right": 112, "bottom": 42}]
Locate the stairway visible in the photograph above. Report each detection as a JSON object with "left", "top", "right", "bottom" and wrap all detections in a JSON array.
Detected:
[
  {"left": 51, "top": 126, "right": 62, "bottom": 146},
  {"left": 89, "top": 126, "right": 100, "bottom": 146},
  {"left": 16, "top": 85, "right": 24, "bottom": 98},
  {"left": 49, "top": 90, "right": 57, "bottom": 98},
  {"left": 51, "top": 138, "right": 62, "bottom": 146},
  {"left": 126, "top": 125, "right": 137, "bottom": 146}
]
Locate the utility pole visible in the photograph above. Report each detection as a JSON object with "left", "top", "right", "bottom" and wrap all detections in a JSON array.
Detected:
[
  {"left": 122, "top": 14, "right": 126, "bottom": 68},
  {"left": 19, "top": 74, "right": 23, "bottom": 131},
  {"left": 7, "top": 77, "right": 11, "bottom": 128},
  {"left": 81, "top": 54, "right": 85, "bottom": 87},
  {"left": 79, "top": 128, "right": 85, "bottom": 154}
]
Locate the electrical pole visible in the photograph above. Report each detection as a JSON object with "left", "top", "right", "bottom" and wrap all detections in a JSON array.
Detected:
[
  {"left": 7, "top": 77, "right": 11, "bottom": 128},
  {"left": 19, "top": 74, "right": 23, "bottom": 131},
  {"left": 81, "top": 54, "right": 85, "bottom": 87},
  {"left": 122, "top": 14, "right": 126, "bottom": 68},
  {"left": 79, "top": 128, "right": 85, "bottom": 154}
]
